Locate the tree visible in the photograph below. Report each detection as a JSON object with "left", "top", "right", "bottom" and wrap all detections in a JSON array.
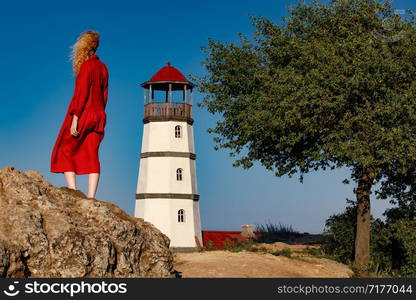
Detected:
[{"left": 194, "top": 0, "right": 416, "bottom": 272}]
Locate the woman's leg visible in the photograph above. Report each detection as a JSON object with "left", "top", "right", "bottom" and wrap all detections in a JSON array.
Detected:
[
  {"left": 87, "top": 173, "right": 100, "bottom": 198},
  {"left": 64, "top": 171, "right": 76, "bottom": 189},
  {"left": 74, "top": 130, "right": 103, "bottom": 198}
]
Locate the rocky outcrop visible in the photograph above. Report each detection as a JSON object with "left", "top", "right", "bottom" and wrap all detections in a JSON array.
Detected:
[{"left": 0, "top": 166, "right": 174, "bottom": 278}]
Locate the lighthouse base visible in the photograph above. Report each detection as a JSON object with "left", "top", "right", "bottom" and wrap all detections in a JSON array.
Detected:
[{"left": 134, "top": 198, "right": 202, "bottom": 249}]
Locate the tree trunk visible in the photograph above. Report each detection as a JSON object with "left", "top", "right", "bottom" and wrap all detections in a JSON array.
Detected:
[{"left": 353, "top": 170, "right": 374, "bottom": 273}]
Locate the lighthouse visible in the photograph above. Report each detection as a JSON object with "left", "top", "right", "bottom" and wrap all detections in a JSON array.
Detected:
[{"left": 135, "top": 62, "right": 202, "bottom": 252}]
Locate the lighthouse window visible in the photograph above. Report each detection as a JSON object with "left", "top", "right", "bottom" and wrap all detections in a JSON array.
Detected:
[
  {"left": 175, "top": 125, "right": 182, "bottom": 138},
  {"left": 178, "top": 209, "right": 185, "bottom": 222},
  {"left": 176, "top": 168, "right": 183, "bottom": 181}
]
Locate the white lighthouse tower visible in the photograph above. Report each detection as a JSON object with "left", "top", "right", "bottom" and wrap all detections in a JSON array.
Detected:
[{"left": 135, "top": 62, "right": 202, "bottom": 252}]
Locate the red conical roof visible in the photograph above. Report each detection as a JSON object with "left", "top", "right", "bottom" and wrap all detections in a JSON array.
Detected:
[
  {"left": 141, "top": 62, "right": 194, "bottom": 90},
  {"left": 149, "top": 62, "right": 188, "bottom": 82}
]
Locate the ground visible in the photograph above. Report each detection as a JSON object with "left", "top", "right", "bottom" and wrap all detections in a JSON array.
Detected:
[{"left": 173, "top": 242, "right": 353, "bottom": 278}]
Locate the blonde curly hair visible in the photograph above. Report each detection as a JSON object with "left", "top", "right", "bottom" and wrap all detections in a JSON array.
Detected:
[{"left": 70, "top": 30, "right": 100, "bottom": 75}]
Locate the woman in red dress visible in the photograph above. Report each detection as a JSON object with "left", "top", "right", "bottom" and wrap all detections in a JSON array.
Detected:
[{"left": 50, "top": 30, "right": 109, "bottom": 199}]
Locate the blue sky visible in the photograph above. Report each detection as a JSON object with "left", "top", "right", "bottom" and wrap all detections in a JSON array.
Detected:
[{"left": 0, "top": 0, "right": 413, "bottom": 233}]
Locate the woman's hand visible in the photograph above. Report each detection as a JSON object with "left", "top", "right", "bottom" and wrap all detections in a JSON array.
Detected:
[{"left": 70, "top": 115, "right": 79, "bottom": 136}]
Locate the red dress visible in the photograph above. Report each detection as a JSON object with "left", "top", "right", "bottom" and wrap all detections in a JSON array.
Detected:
[{"left": 50, "top": 54, "right": 109, "bottom": 175}]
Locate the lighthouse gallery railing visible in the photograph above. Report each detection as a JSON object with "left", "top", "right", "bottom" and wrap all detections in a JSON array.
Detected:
[{"left": 144, "top": 102, "right": 192, "bottom": 120}]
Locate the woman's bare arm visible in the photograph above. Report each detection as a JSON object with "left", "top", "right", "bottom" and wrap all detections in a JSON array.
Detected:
[{"left": 70, "top": 115, "right": 79, "bottom": 136}]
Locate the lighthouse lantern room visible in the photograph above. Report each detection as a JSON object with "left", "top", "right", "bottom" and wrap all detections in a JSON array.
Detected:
[{"left": 135, "top": 62, "right": 202, "bottom": 252}]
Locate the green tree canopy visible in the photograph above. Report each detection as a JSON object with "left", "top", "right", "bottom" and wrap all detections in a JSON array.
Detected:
[{"left": 194, "top": 0, "right": 416, "bottom": 271}]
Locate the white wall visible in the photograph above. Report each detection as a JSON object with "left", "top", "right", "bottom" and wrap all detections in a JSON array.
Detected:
[
  {"left": 170, "top": 199, "right": 200, "bottom": 247},
  {"left": 136, "top": 157, "right": 197, "bottom": 194},
  {"left": 135, "top": 198, "right": 200, "bottom": 248},
  {"left": 141, "top": 121, "right": 195, "bottom": 153}
]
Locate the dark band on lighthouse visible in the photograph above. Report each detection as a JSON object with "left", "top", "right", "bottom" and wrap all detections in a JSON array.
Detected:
[
  {"left": 140, "top": 151, "right": 196, "bottom": 160},
  {"left": 136, "top": 193, "right": 200, "bottom": 201}
]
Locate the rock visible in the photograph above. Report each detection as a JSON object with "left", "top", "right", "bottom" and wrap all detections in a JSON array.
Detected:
[{"left": 0, "top": 166, "right": 174, "bottom": 278}]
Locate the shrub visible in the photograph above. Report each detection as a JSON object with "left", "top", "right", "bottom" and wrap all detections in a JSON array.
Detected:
[
  {"left": 323, "top": 200, "right": 416, "bottom": 277},
  {"left": 386, "top": 219, "right": 416, "bottom": 277},
  {"left": 322, "top": 201, "right": 356, "bottom": 264},
  {"left": 223, "top": 238, "right": 235, "bottom": 251},
  {"left": 204, "top": 240, "right": 216, "bottom": 251}
]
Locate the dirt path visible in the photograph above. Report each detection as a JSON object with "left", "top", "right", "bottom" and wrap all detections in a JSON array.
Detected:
[{"left": 173, "top": 243, "right": 353, "bottom": 278}]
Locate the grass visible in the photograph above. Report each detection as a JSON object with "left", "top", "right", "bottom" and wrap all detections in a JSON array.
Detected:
[
  {"left": 198, "top": 240, "right": 216, "bottom": 252},
  {"left": 304, "top": 246, "right": 338, "bottom": 260},
  {"left": 255, "top": 222, "right": 298, "bottom": 243},
  {"left": 303, "top": 247, "right": 401, "bottom": 278},
  {"left": 199, "top": 239, "right": 259, "bottom": 252},
  {"left": 224, "top": 239, "right": 257, "bottom": 252},
  {"left": 270, "top": 248, "right": 292, "bottom": 258}
]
